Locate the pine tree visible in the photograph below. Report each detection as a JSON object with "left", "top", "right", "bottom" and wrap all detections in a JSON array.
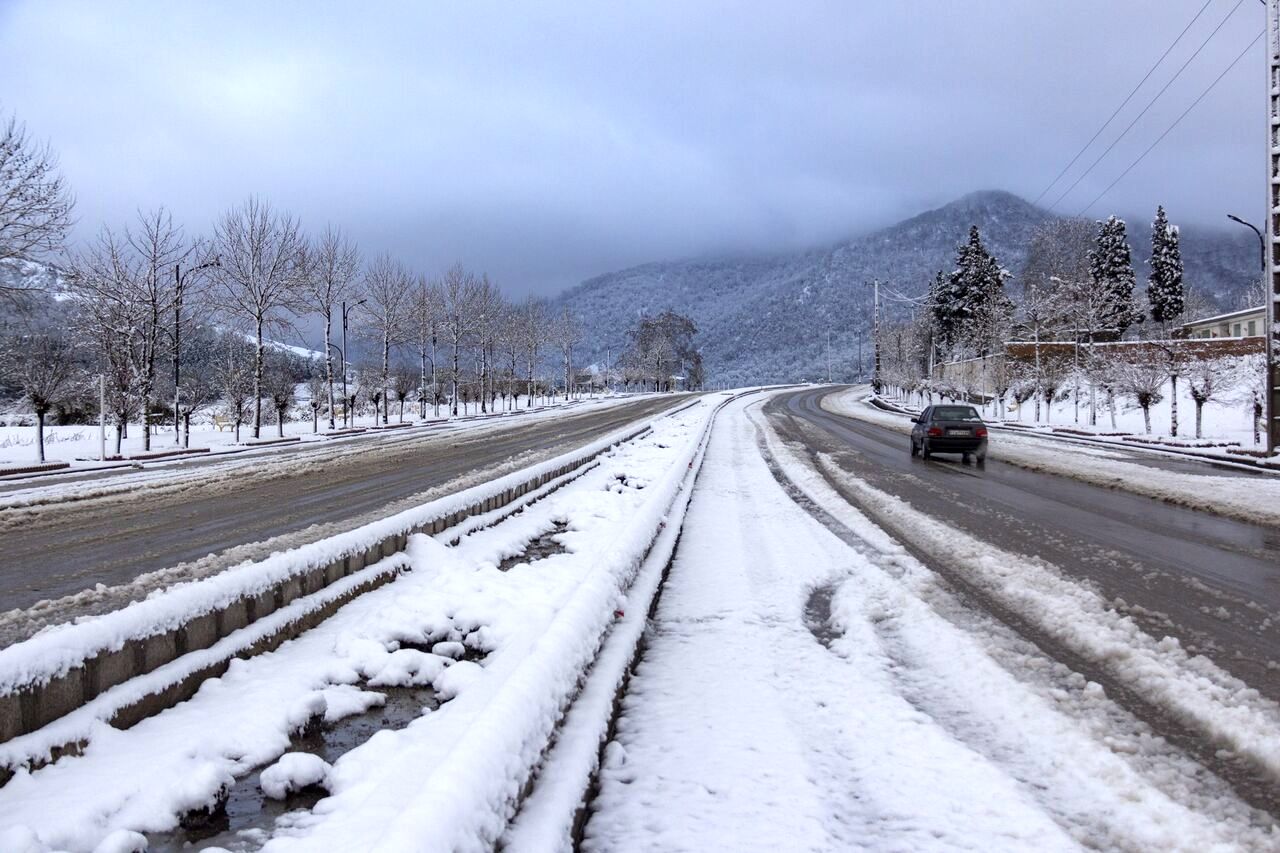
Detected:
[
  {"left": 1087, "top": 215, "right": 1140, "bottom": 337},
  {"left": 1146, "top": 205, "right": 1186, "bottom": 436},
  {"left": 1147, "top": 205, "right": 1184, "bottom": 332},
  {"left": 934, "top": 226, "right": 1010, "bottom": 355}
]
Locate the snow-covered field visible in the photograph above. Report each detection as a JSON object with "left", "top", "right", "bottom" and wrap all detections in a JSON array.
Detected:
[
  {"left": 824, "top": 387, "right": 1280, "bottom": 528},
  {"left": 0, "top": 398, "right": 716, "bottom": 851},
  {"left": 0, "top": 395, "right": 620, "bottom": 470}
]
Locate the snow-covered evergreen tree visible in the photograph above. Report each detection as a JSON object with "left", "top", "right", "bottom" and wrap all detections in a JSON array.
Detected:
[
  {"left": 1147, "top": 205, "right": 1184, "bottom": 333},
  {"left": 934, "top": 226, "right": 1011, "bottom": 355},
  {"left": 1087, "top": 216, "right": 1140, "bottom": 337}
]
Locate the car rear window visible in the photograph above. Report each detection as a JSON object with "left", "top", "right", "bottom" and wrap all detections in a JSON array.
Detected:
[{"left": 933, "top": 406, "right": 981, "bottom": 421}]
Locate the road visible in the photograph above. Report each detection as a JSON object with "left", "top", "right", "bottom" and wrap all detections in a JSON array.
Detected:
[
  {"left": 765, "top": 386, "right": 1280, "bottom": 705},
  {"left": 0, "top": 396, "right": 684, "bottom": 632}
]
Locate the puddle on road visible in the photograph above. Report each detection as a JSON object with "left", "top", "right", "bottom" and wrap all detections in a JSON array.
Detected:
[
  {"left": 805, "top": 584, "right": 841, "bottom": 648},
  {"left": 497, "top": 522, "right": 569, "bottom": 571}
]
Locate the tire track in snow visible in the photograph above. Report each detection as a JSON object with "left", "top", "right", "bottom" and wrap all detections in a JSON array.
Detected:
[{"left": 760, "top": 401, "right": 1280, "bottom": 828}]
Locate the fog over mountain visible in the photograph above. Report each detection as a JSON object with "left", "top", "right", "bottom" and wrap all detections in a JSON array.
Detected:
[{"left": 557, "top": 190, "right": 1261, "bottom": 386}]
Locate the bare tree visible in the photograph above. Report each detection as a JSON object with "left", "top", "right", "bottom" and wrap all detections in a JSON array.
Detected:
[
  {"left": 519, "top": 297, "right": 547, "bottom": 407},
  {"left": 1113, "top": 354, "right": 1167, "bottom": 434},
  {"left": 213, "top": 197, "right": 306, "bottom": 438},
  {"left": 262, "top": 354, "right": 297, "bottom": 438},
  {"left": 552, "top": 307, "right": 581, "bottom": 400},
  {"left": 440, "top": 264, "right": 480, "bottom": 416},
  {"left": 359, "top": 254, "right": 413, "bottom": 425},
  {"left": 411, "top": 277, "right": 442, "bottom": 419},
  {"left": 469, "top": 275, "right": 504, "bottom": 413},
  {"left": 1, "top": 329, "right": 76, "bottom": 462},
  {"left": 214, "top": 332, "right": 254, "bottom": 443},
  {"left": 301, "top": 226, "right": 361, "bottom": 430},
  {"left": 306, "top": 372, "right": 327, "bottom": 433},
  {"left": 0, "top": 110, "right": 74, "bottom": 279},
  {"left": 390, "top": 367, "right": 416, "bottom": 423},
  {"left": 1187, "top": 358, "right": 1235, "bottom": 440},
  {"left": 129, "top": 209, "right": 193, "bottom": 449}
]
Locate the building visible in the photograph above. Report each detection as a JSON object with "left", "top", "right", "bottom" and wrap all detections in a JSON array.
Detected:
[{"left": 1181, "top": 305, "right": 1266, "bottom": 339}]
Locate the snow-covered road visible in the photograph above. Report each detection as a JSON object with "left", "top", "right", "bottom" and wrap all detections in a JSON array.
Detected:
[{"left": 584, "top": 392, "right": 1279, "bottom": 852}]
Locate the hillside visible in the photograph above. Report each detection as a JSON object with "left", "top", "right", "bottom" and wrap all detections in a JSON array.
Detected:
[{"left": 555, "top": 190, "right": 1260, "bottom": 386}]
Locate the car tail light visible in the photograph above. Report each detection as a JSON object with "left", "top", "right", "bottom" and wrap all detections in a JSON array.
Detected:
[
  {"left": 927, "top": 426, "right": 943, "bottom": 437},
  {"left": 975, "top": 427, "right": 988, "bottom": 438}
]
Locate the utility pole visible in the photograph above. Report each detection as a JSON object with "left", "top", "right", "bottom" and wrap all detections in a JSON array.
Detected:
[
  {"left": 871, "top": 279, "right": 882, "bottom": 392},
  {"left": 1267, "top": 1, "right": 1280, "bottom": 454}
]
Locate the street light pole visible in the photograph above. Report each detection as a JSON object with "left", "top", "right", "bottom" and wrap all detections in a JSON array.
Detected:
[
  {"left": 172, "top": 257, "right": 219, "bottom": 447},
  {"left": 339, "top": 299, "right": 366, "bottom": 427},
  {"left": 1227, "top": 214, "right": 1266, "bottom": 274}
]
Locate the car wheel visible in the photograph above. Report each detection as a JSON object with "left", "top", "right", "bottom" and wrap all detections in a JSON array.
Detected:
[
  {"left": 910, "top": 438, "right": 919, "bottom": 457},
  {"left": 921, "top": 440, "right": 932, "bottom": 460}
]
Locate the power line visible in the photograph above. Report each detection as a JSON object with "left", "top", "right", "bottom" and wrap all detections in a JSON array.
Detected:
[
  {"left": 1031, "top": 0, "right": 1217, "bottom": 206},
  {"left": 1047, "top": 0, "right": 1247, "bottom": 212},
  {"left": 1077, "top": 27, "right": 1264, "bottom": 216}
]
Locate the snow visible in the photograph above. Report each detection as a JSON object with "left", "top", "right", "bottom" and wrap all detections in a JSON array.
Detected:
[
  {"left": 584, "top": 391, "right": 1279, "bottom": 851},
  {"left": 0, "top": 397, "right": 716, "bottom": 851},
  {"left": 0, "top": 394, "right": 636, "bottom": 471},
  {"left": 260, "top": 753, "right": 332, "bottom": 800},
  {"left": 2, "top": 387, "right": 1276, "bottom": 850}
]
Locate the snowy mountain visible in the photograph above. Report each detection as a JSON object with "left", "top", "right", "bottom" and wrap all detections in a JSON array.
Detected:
[{"left": 555, "top": 190, "right": 1260, "bottom": 386}]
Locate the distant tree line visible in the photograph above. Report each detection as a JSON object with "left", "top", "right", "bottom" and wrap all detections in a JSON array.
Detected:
[{"left": 0, "top": 107, "right": 635, "bottom": 462}]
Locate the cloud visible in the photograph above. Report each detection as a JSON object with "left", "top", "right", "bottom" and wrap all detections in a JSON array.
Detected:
[{"left": 0, "top": 0, "right": 1265, "bottom": 295}]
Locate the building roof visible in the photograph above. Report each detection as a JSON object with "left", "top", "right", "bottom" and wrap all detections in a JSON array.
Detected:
[{"left": 1181, "top": 305, "right": 1265, "bottom": 327}]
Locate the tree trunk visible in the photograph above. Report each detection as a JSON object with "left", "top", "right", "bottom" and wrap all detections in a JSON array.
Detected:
[
  {"left": 35, "top": 409, "right": 46, "bottom": 463},
  {"left": 1194, "top": 400, "right": 1203, "bottom": 439},
  {"left": 324, "top": 311, "right": 336, "bottom": 430},
  {"left": 1169, "top": 373, "right": 1179, "bottom": 438},
  {"left": 451, "top": 339, "right": 460, "bottom": 416},
  {"left": 1142, "top": 402, "right": 1152, "bottom": 434},
  {"left": 420, "top": 347, "right": 428, "bottom": 420},
  {"left": 253, "top": 316, "right": 265, "bottom": 438},
  {"left": 432, "top": 339, "right": 439, "bottom": 418},
  {"left": 183, "top": 413, "right": 191, "bottom": 448},
  {"left": 277, "top": 407, "right": 285, "bottom": 438},
  {"left": 381, "top": 334, "right": 391, "bottom": 426}
]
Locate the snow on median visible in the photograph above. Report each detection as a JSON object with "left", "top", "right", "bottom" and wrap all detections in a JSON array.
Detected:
[{"left": 0, "top": 399, "right": 715, "bottom": 852}]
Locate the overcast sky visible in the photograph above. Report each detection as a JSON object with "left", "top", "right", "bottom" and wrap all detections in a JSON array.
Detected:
[{"left": 0, "top": 1, "right": 1267, "bottom": 296}]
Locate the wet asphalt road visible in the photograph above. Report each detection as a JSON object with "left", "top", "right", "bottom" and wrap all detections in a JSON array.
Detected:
[
  {"left": 0, "top": 397, "right": 684, "bottom": 616},
  {"left": 766, "top": 386, "right": 1280, "bottom": 704}
]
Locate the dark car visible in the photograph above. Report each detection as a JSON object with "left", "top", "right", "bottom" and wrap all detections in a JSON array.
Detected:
[{"left": 910, "top": 405, "right": 988, "bottom": 463}]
